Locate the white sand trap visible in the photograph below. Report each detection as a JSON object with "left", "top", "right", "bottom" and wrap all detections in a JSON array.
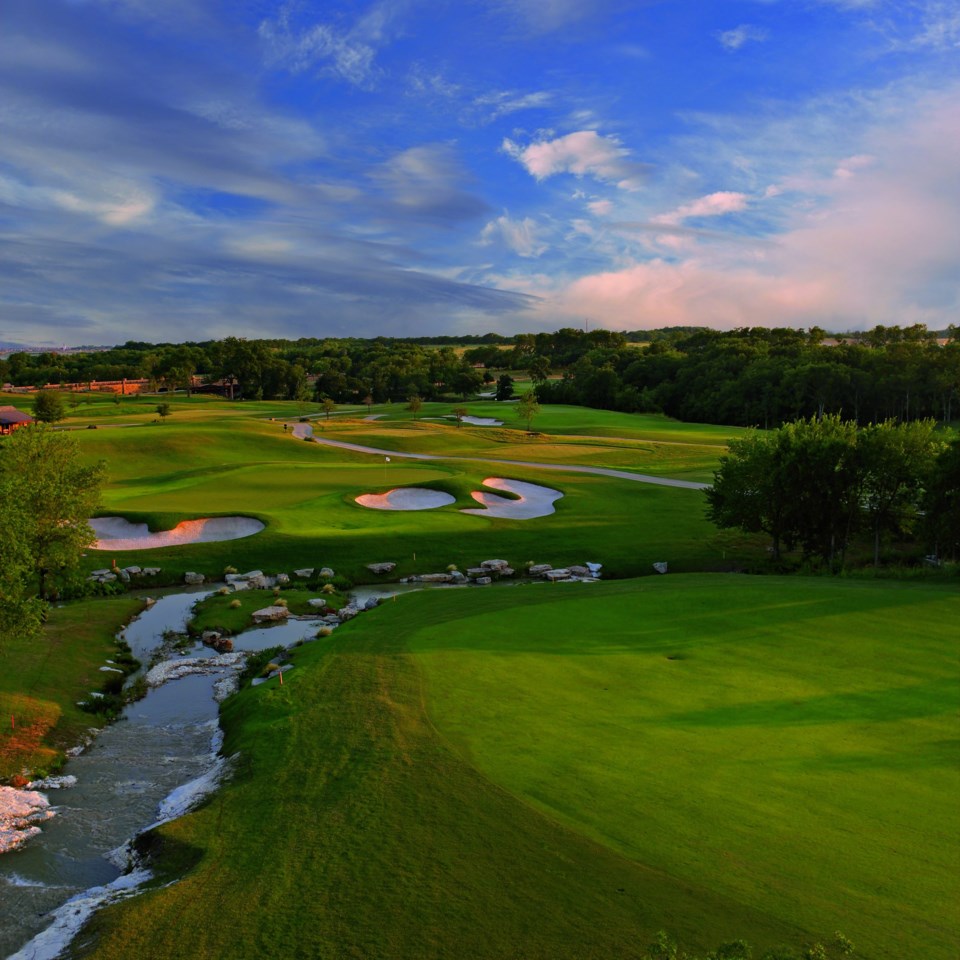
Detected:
[
  {"left": 90, "top": 516, "right": 265, "bottom": 550},
  {"left": 355, "top": 488, "right": 456, "bottom": 511},
  {"left": 457, "top": 416, "right": 503, "bottom": 426},
  {"left": 461, "top": 478, "right": 562, "bottom": 519}
]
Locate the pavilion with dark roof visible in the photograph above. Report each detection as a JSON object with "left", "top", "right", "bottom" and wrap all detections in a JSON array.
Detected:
[{"left": 0, "top": 406, "right": 34, "bottom": 435}]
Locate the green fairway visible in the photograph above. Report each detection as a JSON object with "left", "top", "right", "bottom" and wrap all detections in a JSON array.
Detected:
[
  {"left": 77, "top": 575, "right": 958, "bottom": 960},
  {"left": 73, "top": 410, "right": 747, "bottom": 584},
  {"left": 407, "top": 576, "right": 960, "bottom": 960}
]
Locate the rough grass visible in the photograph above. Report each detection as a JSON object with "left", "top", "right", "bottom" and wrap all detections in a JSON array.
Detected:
[{"left": 0, "top": 595, "right": 145, "bottom": 779}]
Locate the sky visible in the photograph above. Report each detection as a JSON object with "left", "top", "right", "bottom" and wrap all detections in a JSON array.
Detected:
[{"left": 1, "top": 0, "right": 958, "bottom": 346}]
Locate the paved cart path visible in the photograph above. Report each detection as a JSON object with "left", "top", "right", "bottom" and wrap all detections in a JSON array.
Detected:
[{"left": 292, "top": 424, "right": 708, "bottom": 490}]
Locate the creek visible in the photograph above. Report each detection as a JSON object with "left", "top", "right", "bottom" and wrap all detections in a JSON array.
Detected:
[{"left": 0, "top": 582, "right": 423, "bottom": 958}]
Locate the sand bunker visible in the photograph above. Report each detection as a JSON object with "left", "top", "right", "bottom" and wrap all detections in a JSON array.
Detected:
[
  {"left": 355, "top": 488, "right": 456, "bottom": 511},
  {"left": 460, "top": 478, "right": 562, "bottom": 520},
  {"left": 90, "top": 517, "right": 265, "bottom": 550}
]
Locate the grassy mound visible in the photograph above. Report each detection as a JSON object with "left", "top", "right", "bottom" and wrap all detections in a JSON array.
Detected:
[{"left": 77, "top": 575, "right": 958, "bottom": 959}]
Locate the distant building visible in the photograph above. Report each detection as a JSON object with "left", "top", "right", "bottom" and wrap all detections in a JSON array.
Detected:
[{"left": 0, "top": 406, "right": 34, "bottom": 435}]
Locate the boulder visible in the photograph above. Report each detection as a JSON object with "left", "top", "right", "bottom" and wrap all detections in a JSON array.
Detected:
[
  {"left": 500, "top": 567, "right": 515, "bottom": 578},
  {"left": 419, "top": 573, "right": 454, "bottom": 583},
  {"left": 294, "top": 568, "right": 314, "bottom": 579},
  {"left": 466, "top": 567, "right": 486, "bottom": 578},
  {"left": 586, "top": 562, "right": 602, "bottom": 577},
  {"left": 307, "top": 598, "right": 327, "bottom": 609},
  {"left": 184, "top": 572, "right": 205, "bottom": 585},
  {"left": 527, "top": 564, "right": 552, "bottom": 576},
  {"left": 652, "top": 562, "right": 668, "bottom": 575},
  {"left": 319, "top": 567, "right": 335, "bottom": 579},
  {"left": 91, "top": 569, "right": 112, "bottom": 577},
  {"left": 337, "top": 605, "right": 359, "bottom": 621},
  {"left": 275, "top": 573, "right": 291, "bottom": 586},
  {"left": 245, "top": 575, "right": 268, "bottom": 589},
  {"left": 481, "top": 559, "right": 510, "bottom": 572},
  {"left": 119, "top": 569, "right": 131, "bottom": 583},
  {"left": 123, "top": 566, "right": 142, "bottom": 576},
  {"left": 568, "top": 565, "right": 590, "bottom": 578},
  {"left": 251, "top": 605, "right": 289, "bottom": 623},
  {"left": 142, "top": 567, "right": 161, "bottom": 576},
  {"left": 473, "top": 576, "right": 493, "bottom": 585},
  {"left": 98, "top": 573, "right": 118, "bottom": 583},
  {"left": 544, "top": 569, "right": 571, "bottom": 581},
  {"left": 366, "top": 562, "right": 396, "bottom": 574},
  {"left": 364, "top": 597, "right": 380, "bottom": 610},
  {"left": 241, "top": 570, "right": 264, "bottom": 580},
  {"left": 449, "top": 570, "right": 467, "bottom": 582}
]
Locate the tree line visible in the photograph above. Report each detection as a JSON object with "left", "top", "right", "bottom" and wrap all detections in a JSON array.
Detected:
[
  {"left": 706, "top": 416, "right": 959, "bottom": 569},
  {"left": 4, "top": 324, "right": 958, "bottom": 427},
  {"left": 535, "top": 325, "right": 959, "bottom": 427}
]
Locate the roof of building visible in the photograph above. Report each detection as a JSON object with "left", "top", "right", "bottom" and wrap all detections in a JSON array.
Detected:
[{"left": 0, "top": 405, "right": 35, "bottom": 425}]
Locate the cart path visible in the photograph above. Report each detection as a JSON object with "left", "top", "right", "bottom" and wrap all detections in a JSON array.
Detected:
[{"left": 293, "top": 425, "right": 708, "bottom": 490}]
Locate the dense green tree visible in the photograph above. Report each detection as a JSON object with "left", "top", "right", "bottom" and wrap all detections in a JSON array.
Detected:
[
  {"left": 156, "top": 402, "right": 172, "bottom": 420},
  {"left": 0, "top": 426, "right": 104, "bottom": 600},
  {"left": 32, "top": 389, "right": 67, "bottom": 423},
  {"left": 923, "top": 437, "right": 960, "bottom": 561},
  {"left": 406, "top": 395, "right": 422, "bottom": 420},
  {"left": 451, "top": 405, "right": 468, "bottom": 427},
  {"left": 0, "top": 470, "right": 44, "bottom": 650},
  {"left": 706, "top": 431, "right": 791, "bottom": 561},
  {"left": 859, "top": 419, "right": 942, "bottom": 564},
  {"left": 495, "top": 374, "right": 514, "bottom": 401}
]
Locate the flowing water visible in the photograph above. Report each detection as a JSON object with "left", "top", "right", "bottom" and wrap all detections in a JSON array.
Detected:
[{"left": 0, "top": 580, "right": 434, "bottom": 957}]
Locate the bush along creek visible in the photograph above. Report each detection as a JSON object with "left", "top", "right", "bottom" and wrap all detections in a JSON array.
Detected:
[{"left": 0, "top": 571, "right": 384, "bottom": 960}]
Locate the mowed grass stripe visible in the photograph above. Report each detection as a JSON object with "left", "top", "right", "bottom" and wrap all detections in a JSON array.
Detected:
[
  {"left": 78, "top": 594, "right": 806, "bottom": 960},
  {"left": 405, "top": 576, "right": 960, "bottom": 960}
]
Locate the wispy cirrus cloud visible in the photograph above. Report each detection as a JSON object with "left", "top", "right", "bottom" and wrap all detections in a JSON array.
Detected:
[
  {"left": 717, "top": 24, "right": 770, "bottom": 51},
  {"left": 480, "top": 213, "right": 549, "bottom": 257},
  {"left": 502, "top": 130, "right": 650, "bottom": 191},
  {"left": 258, "top": 0, "right": 408, "bottom": 88}
]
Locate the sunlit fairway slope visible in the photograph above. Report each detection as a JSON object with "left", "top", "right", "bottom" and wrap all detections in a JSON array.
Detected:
[
  {"left": 408, "top": 576, "right": 960, "bottom": 960},
  {"left": 78, "top": 575, "right": 958, "bottom": 960},
  {"left": 73, "top": 408, "right": 749, "bottom": 582}
]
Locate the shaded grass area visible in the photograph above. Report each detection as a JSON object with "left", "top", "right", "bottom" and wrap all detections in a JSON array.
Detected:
[
  {"left": 406, "top": 576, "right": 960, "bottom": 960},
  {"left": 0, "top": 595, "right": 145, "bottom": 779},
  {"left": 76, "top": 583, "right": 808, "bottom": 960}
]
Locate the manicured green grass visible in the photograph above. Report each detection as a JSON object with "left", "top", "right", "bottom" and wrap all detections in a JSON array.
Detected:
[
  {"left": 73, "top": 413, "right": 747, "bottom": 585},
  {"left": 77, "top": 575, "right": 958, "bottom": 960},
  {"left": 406, "top": 576, "right": 960, "bottom": 960},
  {"left": 0, "top": 595, "right": 145, "bottom": 779}
]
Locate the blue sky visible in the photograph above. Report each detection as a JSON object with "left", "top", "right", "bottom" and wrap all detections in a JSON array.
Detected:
[{"left": 1, "top": 0, "right": 958, "bottom": 345}]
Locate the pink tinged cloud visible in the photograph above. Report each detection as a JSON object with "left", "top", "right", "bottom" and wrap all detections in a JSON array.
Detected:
[
  {"left": 536, "top": 88, "right": 960, "bottom": 331},
  {"left": 502, "top": 130, "right": 647, "bottom": 190}
]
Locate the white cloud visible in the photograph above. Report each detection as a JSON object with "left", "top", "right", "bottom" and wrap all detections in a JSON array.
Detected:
[
  {"left": 717, "top": 24, "right": 770, "bottom": 51},
  {"left": 502, "top": 130, "right": 649, "bottom": 191},
  {"left": 587, "top": 198, "right": 614, "bottom": 216},
  {"left": 473, "top": 90, "right": 553, "bottom": 121},
  {"left": 655, "top": 191, "right": 750, "bottom": 225},
  {"left": 480, "top": 213, "right": 548, "bottom": 257},
  {"left": 517, "top": 86, "right": 960, "bottom": 331}
]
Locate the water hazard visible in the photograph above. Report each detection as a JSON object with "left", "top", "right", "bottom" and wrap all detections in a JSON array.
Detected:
[{"left": 0, "top": 580, "right": 432, "bottom": 957}]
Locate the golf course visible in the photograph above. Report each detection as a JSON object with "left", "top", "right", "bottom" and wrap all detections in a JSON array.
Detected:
[{"left": 1, "top": 392, "right": 957, "bottom": 960}]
